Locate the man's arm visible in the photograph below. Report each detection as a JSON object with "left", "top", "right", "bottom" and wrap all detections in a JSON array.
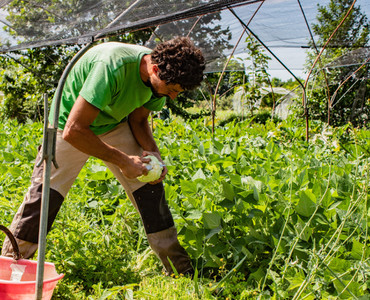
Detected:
[
  {"left": 128, "top": 106, "right": 168, "bottom": 183},
  {"left": 63, "top": 95, "right": 148, "bottom": 179}
]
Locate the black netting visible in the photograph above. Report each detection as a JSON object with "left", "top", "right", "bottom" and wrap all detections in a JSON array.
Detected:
[
  {"left": 326, "top": 48, "right": 370, "bottom": 68},
  {"left": 0, "top": 0, "right": 259, "bottom": 52},
  {"left": 0, "top": 0, "right": 12, "bottom": 9},
  {"left": 0, "top": 0, "right": 368, "bottom": 74}
]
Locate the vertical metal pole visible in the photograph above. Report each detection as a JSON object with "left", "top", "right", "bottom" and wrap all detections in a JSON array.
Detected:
[{"left": 35, "top": 94, "right": 56, "bottom": 300}]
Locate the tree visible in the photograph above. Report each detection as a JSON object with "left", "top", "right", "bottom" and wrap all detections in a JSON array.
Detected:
[
  {"left": 306, "top": 0, "right": 369, "bottom": 127},
  {"left": 0, "top": 0, "right": 158, "bottom": 122},
  {"left": 0, "top": 45, "right": 79, "bottom": 123},
  {"left": 0, "top": 0, "right": 236, "bottom": 121},
  {"left": 3, "top": 1, "right": 138, "bottom": 43}
]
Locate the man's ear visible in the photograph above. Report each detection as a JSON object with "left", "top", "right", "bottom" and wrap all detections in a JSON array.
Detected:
[{"left": 152, "top": 64, "right": 159, "bottom": 74}]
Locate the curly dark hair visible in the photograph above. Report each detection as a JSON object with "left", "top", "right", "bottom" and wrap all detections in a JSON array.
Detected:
[{"left": 151, "top": 37, "right": 205, "bottom": 90}]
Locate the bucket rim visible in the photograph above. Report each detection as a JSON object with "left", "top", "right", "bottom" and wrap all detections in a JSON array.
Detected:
[
  {"left": 0, "top": 256, "right": 64, "bottom": 284},
  {"left": 0, "top": 256, "right": 55, "bottom": 266},
  {"left": 0, "top": 273, "right": 64, "bottom": 285}
]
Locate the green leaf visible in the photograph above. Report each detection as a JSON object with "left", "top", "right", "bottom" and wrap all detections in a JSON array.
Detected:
[
  {"left": 327, "top": 257, "right": 352, "bottom": 273},
  {"left": 0, "top": 164, "right": 8, "bottom": 173},
  {"left": 192, "top": 168, "right": 206, "bottom": 180},
  {"left": 241, "top": 176, "right": 264, "bottom": 192},
  {"left": 187, "top": 210, "right": 202, "bottom": 220},
  {"left": 199, "top": 143, "right": 205, "bottom": 156},
  {"left": 333, "top": 279, "right": 361, "bottom": 299},
  {"left": 296, "top": 217, "right": 312, "bottom": 241},
  {"left": 295, "top": 190, "right": 317, "bottom": 217},
  {"left": 222, "top": 160, "right": 235, "bottom": 168},
  {"left": 164, "top": 183, "right": 177, "bottom": 201},
  {"left": 9, "top": 166, "right": 22, "bottom": 178},
  {"left": 180, "top": 180, "right": 197, "bottom": 196},
  {"left": 239, "top": 190, "right": 257, "bottom": 204},
  {"left": 222, "top": 181, "right": 234, "bottom": 200},
  {"left": 351, "top": 239, "right": 364, "bottom": 260},
  {"left": 203, "top": 212, "right": 221, "bottom": 229},
  {"left": 88, "top": 200, "right": 98, "bottom": 208},
  {"left": 2, "top": 151, "right": 14, "bottom": 162},
  {"left": 205, "top": 227, "right": 222, "bottom": 239},
  {"left": 246, "top": 266, "right": 266, "bottom": 285},
  {"left": 286, "top": 269, "right": 305, "bottom": 291},
  {"left": 212, "top": 140, "right": 224, "bottom": 152},
  {"left": 90, "top": 171, "right": 107, "bottom": 180}
]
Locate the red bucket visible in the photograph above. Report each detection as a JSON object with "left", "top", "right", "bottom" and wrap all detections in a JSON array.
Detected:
[{"left": 0, "top": 256, "right": 64, "bottom": 300}]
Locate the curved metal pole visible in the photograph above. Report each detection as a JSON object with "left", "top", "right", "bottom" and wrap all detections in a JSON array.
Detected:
[
  {"left": 52, "top": 43, "right": 94, "bottom": 129},
  {"left": 229, "top": 8, "right": 309, "bottom": 141},
  {"left": 209, "top": 2, "right": 264, "bottom": 134},
  {"left": 35, "top": 41, "right": 94, "bottom": 300},
  {"left": 35, "top": 2, "right": 148, "bottom": 295},
  {"left": 35, "top": 44, "right": 90, "bottom": 298},
  {"left": 297, "top": 0, "right": 331, "bottom": 125},
  {"left": 35, "top": 1, "right": 151, "bottom": 295}
]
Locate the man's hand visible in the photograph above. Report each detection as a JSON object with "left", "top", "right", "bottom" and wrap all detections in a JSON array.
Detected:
[
  {"left": 141, "top": 150, "right": 168, "bottom": 184},
  {"left": 120, "top": 155, "right": 149, "bottom": 179}
]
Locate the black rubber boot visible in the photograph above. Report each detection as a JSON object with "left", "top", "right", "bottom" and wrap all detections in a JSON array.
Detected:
[{"left": 133, "top": 183, "right": 193, "bottom": 275}]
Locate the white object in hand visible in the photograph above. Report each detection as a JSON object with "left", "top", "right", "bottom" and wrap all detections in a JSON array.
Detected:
[{"left": 137, "top": 155, "right": 164, "bottom": 182}]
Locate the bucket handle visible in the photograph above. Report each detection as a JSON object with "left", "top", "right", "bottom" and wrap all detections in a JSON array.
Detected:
[{"left": 0, "top": 225, "right": 21, "bottom": 260}]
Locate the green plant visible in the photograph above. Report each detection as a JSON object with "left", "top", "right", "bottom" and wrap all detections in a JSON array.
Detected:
[
  {"left": 243, "top": 35, "right": 271, "bottom": 116},
  {"left": 0, "top": 46, "right": 79, "bottom": 123}
]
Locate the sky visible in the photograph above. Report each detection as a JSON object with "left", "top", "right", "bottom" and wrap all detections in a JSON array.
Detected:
[
  {"left": 236, "top": 47, "right": 308, "bottom": 81},
  {"left": 265, "top": 48, "right": 308, "bottom": 81},
  {"left": 228, "top": 0, "right": 370, "bottom": 81}
]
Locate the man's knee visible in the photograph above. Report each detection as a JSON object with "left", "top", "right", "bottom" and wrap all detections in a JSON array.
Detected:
[
  {"left": 15, "top": 188, "right": 64, "bottom": 243},
  {"left": 1, "top": 237, "right": 38, "bottom": 259}
]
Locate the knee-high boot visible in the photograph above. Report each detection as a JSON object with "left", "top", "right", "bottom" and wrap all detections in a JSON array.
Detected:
[{"left": 132, "top": 183, "right": 193, "bottom": 275}]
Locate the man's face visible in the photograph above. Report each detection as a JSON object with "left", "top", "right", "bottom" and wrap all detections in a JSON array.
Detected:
[
  {"left": 146, "top": 66, "right": 184, "bottom": 100},
  {"left": 147, "top": 78, "right": 184, "bottom": 100}
]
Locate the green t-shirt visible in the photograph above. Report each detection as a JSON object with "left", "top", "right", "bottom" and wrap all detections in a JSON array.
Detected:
[{"left": 49, "top": 42, "right": 166, "bottom": 135}]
